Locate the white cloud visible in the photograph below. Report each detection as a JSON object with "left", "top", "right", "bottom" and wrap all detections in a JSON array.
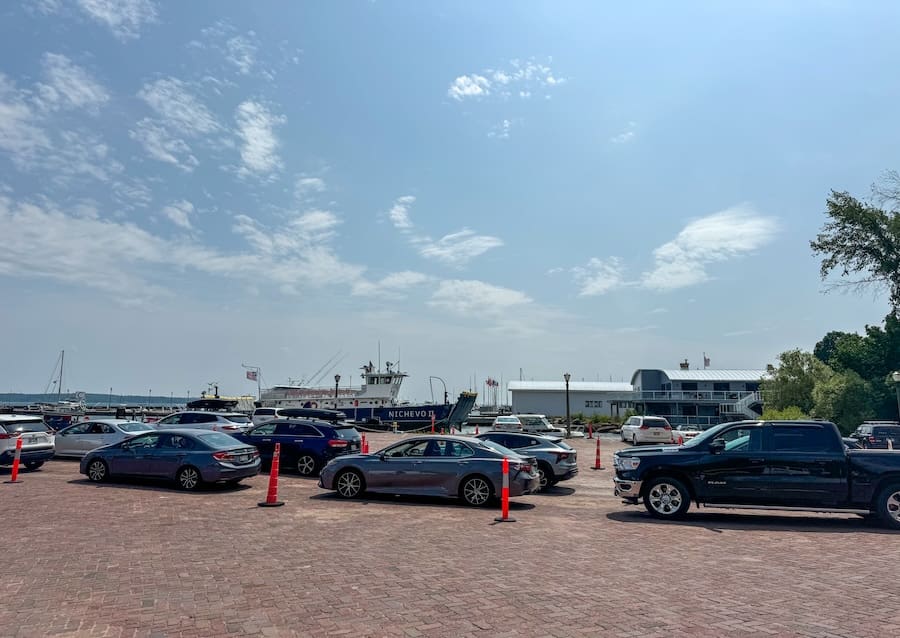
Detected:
[
  {"left": 295, "top": 177, "right": 326, "bottom": 200},
  {"left": 352, "top": 271, "right": 431, "bottom": 297},
  {"left": 226, "top": 35, "right": 257, "bottom": 75},
  {"left": 137, "top": 78, "right": 220, "bottom": 136},
  {"left": 76, "top": 0, "right": 158, "bottom": 41},
  {"left": 34, "top": 53, "right": 109, "bottom": 113},
  {"left": 129, "top": 118, "right": 198, "bottom": 171},
  {"left": 572, "top": 257, "right": 626, "bottom": 296},
  {"left": 488, "top": 119, "right": 513, "bottom": 139},
  {"left": 449, "top": 59, "right": 566, "bottom": 102},
  {"left": 429, "top": 280, "right": 532, "bottom": 315},
  {"left": 448, "top": 74, "right": 491, "bottom": 101},
  {"left": 235, "top": 100, "right": 285, "bottom": 179},
  {"left": 0, "top": 74, "right": 50, "bottom": 162},
  {"left": 610, "top": 121, "right": 637, "bottom": 144},
  {"left": 419, "top": 229, "right": 504, "bottom": 266},
  {"left": 387, "top": 195, "right": 416, "bottom": 230},
  {"left": 161, "top": 200, "right": 194, "bottom": 230},
  {"left": 641, "top": 205, "right": 780, "bottom": 291}
]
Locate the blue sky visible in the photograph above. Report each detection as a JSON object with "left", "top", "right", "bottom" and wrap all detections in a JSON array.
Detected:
[{"left": 0, "top": 0, "right": 896, "bottom": 402}]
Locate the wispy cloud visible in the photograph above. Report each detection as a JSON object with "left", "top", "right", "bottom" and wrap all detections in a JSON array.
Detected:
[
  {"left": 448, "top": 58, "right": 566, "bottom": 102},
  {"left": 76, "top": 0, "right": 158, "bottom": 41},
  {"left": 352, "top": 271, "right": 431, "bottom": 297},
  {"left": 138, "top": 78, "right": 220, "bottom": 136},
  {"left": 641, "top": 205, "right": 780, "bottom": 291},
  {"left": 34, "top": 53, "right": 109, "bottom": 113},
  {"left": 385, "top": 196, "right": 504, "bottom": 266},
  {"left": 129, "top": 118, "right": 199, "bottom": 172},
  {"left": 488, "top": 119, "right": 518, "bottom": 140},
  {"left": 295, "top": 176, "right": 326, "bottom": 200},
  {"left": 429, "top": 280, "right": 532, "bottom": 314},
  {"left": 235, "top": 100, "right": 285, "bottom": 179},
  {"left": 572, "top": 257, "right": 626, "bottom": 296},
  {"left": 610, "top": 121, "right": 637, "bottom": 144},
  {"left": 161, "top": 200, "right": 194, "bottom": 230},
  {"left": 226, "top": 34, "right": 258, "bottom": 75},
  {"left": 0, "top": 74, "right": 50, "bottom": 162}
]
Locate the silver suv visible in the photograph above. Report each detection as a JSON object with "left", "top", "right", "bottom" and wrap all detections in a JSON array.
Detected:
[
  {"left": 476, "top": 431, "right": 578, "bottom": 489},
  {"left": 0, "top": 414, "right": 56, "bottom": 470},
  {"left": 156, "top": 411, "right": 252, "bottom": 433}
]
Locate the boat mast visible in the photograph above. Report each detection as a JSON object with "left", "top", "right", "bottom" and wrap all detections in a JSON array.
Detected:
[{"left": 58, "top": 349, "right": 64, "bottom": 402}]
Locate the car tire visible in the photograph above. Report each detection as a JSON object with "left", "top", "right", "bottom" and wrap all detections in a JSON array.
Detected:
[
  {"left": 643, "top": 476, "right": 691, "bottom": 520},
  {"left": 296, "top": 454, "right": 318, "bottom": 476},
  {"left": 335, "top": 469, "right": 365, "bottom": 498},
  {"left": 24, "top": 460, "right": 44, "bottom": 471},
  {"left": 87, "top": 459, "right": 109, "bottom": 483},
  {"left": 537, "top": 462, "right": 554, "bottom": 490},
  {"left": 875, "top": 482, "right": 900, "bottom": 530},
  {"left": 460, "top": 475, "right": 493, "bottom": 507},
  {"left": 176, "top": 465, "right": 202, "bottom": 491},
  {"left": 632, "top": 434, "right": 638, "bottom": 446}
]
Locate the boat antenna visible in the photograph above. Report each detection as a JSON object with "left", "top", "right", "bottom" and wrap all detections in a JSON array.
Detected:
[
  {"left": 58, "top": 349, "right": 64, "bottom": 402},
  {"left": 306, "top": 350, "right": 343, "bottom": 386},
  {"left": 311, "top": 351, "right": 348, "bottom": 387},
  {"left": 378, "top": 341, "right": 381, "bottom": 372}
]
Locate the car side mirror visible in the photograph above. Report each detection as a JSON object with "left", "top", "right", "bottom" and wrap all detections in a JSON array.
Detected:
[
  {"left": 378, "top": 452, "right": 386, "bottom": 461},
  {"left": 709, "top": 439, "right": 725, "bottom": 454}
]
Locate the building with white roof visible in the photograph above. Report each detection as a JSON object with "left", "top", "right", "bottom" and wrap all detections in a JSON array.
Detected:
[{"left": 508, "top": 380, "right": 635, "bottom": 418}]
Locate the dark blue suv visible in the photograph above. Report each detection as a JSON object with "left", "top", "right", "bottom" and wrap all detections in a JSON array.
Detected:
[{"left": 234, "top": 419, "right": 362, "bottom": 476}]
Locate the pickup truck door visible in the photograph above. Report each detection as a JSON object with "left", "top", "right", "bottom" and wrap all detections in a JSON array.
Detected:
[
  {"left": 696, "top": 424, "right": 769, "bottom": 504},
  {"left": 764, "top": 424, "right": 849, "bottom": 506}
]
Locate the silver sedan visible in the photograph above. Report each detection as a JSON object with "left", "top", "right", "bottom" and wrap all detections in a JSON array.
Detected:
[
  {"left": 54, "top": 419, "right": 156, "bottom": 458},
  {"left": 318, "top": 435, "right": 541, "bottom": 506}
]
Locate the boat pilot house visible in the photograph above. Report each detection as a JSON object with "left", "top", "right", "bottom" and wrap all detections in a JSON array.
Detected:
[{"left": 630, "top": 364, "right": 767, "bottom": 427}]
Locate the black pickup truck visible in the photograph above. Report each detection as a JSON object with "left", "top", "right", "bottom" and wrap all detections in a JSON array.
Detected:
[{"left": 613, "top": 419, "right": 900, "bottom": 529}]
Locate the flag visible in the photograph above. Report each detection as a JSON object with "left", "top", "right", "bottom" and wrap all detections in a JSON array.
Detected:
[
  {"left": 246, "top": 370, "right": 258, "bottom": 381},
  {"left": 703, "top": 354, "right": 710, "bottom": 369}
]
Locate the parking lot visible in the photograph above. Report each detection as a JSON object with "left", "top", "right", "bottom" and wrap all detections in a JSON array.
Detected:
[{"left": 4, "top": 432, "right": 900, "bottom": 638}]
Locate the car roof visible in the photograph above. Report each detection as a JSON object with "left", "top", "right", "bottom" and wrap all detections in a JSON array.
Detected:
[{"left": 0, "top": 414, "right": 45, "bottom": 422}]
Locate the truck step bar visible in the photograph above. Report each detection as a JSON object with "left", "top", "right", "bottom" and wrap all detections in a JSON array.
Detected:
[{"left": 698, "top": 503, "right": 871, "bottom": 515}]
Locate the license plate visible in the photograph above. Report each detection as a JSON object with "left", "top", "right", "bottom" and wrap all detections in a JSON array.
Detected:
[
  {"left": 238, "top": 454, "right": 250, "bottom": 462},
  {"left": 26, "top": 436, "right": 37, "bottom": 444}
]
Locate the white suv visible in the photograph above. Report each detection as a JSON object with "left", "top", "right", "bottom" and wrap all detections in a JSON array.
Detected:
[
  {"left": 620, "top": 416, "right": 673, "bottom": 445},
  {"left": 491, "top": 415, "right": 524, "bottom": 432},
  {"left": 251, "top": 407, "right": 288, "bottom": 426},
  {"left": 0, "top": 414, "right": 56, "bottom": 470},
  {"left": 155, "top": 411, "right": 252, "bottom": 433}
]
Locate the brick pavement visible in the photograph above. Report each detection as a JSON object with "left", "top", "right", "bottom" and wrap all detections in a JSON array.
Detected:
[{"left": 2, "top": 433, "right": 899, "bottom": 637}]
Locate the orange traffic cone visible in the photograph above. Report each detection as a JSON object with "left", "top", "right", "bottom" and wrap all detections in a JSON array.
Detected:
[
  {"left": 258, "top": 442, "right": 285, "bottom": 507},
  {"left": 591, "top": 437, "right": 604, "bottom": 471},
  {"left": 588, "top": 424, "right": 593, "bottom": 439},
  {"left": 474, "top": 424, "right": 479, "bottom": 435}
]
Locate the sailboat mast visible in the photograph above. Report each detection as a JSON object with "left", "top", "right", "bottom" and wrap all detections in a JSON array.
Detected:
[{"left": 58, "top": 349, "right": 64, "bottom": 401}]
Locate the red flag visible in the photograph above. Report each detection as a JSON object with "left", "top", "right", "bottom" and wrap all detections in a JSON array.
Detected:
[{"left": 246, "top": 370, "right": 258, "bottom": 381}]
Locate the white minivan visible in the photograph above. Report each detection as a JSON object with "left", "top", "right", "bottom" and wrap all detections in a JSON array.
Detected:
[{"left": 251, "top": 407, "right": 287, "bottom": 426}]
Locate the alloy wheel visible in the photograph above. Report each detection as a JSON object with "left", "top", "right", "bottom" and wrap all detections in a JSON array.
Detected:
[
  {"left": 463, "top": 477, "right": 490, "bottom": 506},
  {"left": 648, "top": 482, "right": 682, "bottom": 516},
  {"left": 297, "top": 455, "right": 316, "bottom": 476},
  {"left": 178, "top": 467, "right": 200, "bottom": 490},
  {"left": 336, "top": 471, "right": 362, "bottom": 497},
  {"left": 88, "top": 460, "right": 107, "bottom": 482},
  {"left": 886, "top": 489, "right": 900, "bottom": 524}
]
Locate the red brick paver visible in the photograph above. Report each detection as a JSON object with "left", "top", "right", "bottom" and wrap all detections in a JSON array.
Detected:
[{"left": 2, "top": 433, "right": 898, "bottom": 637}]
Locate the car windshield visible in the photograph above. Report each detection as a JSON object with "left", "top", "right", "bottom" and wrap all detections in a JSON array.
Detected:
[
  {"left": 478, "top": 439, "right": 521, "bottom": 458},
  {"left": 518, "top": 416, "right": 551, "bottom": 427},
  {"left": 197, "top": 432, "right": 241, "bottom": 448},
  {"left": 120, "top": 422, "right": 153, "bottom": 432},
  {"left": 681, "top": 423, "right": 733, "bottom": 448},
  {"left": 333, "top": 426, "right": 359, "bottom": 439},
  {"left": 1, "top": 420, "right": 50, "bottom": 433},
  {"left": 643, "top": 419, "right": 669, "bottom": 428}
]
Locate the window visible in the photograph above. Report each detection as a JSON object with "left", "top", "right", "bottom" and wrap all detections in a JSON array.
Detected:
[
  {"left": 681, "top": 382, "right": 698, "bottom": 391},
  {"left": 250, "top": 423, "right": 276, "bottom": 436},
  {"left": 585, "top": 400, "right": 604, "bottom": 408},
  {"left": 254, "top": 409, "right": 275, "bottom": 416},
  {"left": 275, "top": 422, "right": 321, "bottom": 437},
  {"left": 160, "top": 434, "right": 194, "bottom": 450},
  {"left": 198, "top": 414, "right": 217, "bottom": 423},
  {"left": 64, "top": 423, "right": 92, "bottom": 435},
  {"left": 772, "top": 426, "right": 834, "bottom": 453},
  {"left": 713, "top": 383, "right": 729, "bottom": 392},
  {"left": 714, "top": 426, "right": 762, "bottom": 452},
  {"left": 384, "top": 440, "right": 429, "bottom": 457},
  {"left": 158, "top": 414, "right": 181, "bottom": 425},
  {"left": 122, "top": 433, "right": 161, "bottom": 449}
]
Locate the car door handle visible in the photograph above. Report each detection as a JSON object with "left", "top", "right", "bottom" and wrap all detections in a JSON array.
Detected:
[
  {"left": 261, "top": 438, "right": 271, "bottom": 442},
  {"left": 749, "top": 458, "right": 766, "bottom": 463},
  {"left": 412, "top": 461, "right": 424, "bottom": 465}
]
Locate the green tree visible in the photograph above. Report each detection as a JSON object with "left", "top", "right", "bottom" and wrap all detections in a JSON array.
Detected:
[
  {"left": 810, "top": 175, "right": 900, "bottom": 310},
  {"left": 760, "top": 406, "right": 809, "bottom": 420},
  {"left": 760, "top": 349, "right": 834, "bottom": 414},
  {"left": 811, "top": 370, "right": 876, "bottom": 433}
]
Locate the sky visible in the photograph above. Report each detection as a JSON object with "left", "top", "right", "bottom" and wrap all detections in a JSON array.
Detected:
[{"left": 1, "top": 0, "right": 897, "bottom": 403}]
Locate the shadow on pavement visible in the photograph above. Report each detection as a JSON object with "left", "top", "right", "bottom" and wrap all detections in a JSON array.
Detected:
[
  {"left": 606, "top": 508, "right": 892, "bottom": 534},
  {"left": 310, "top": 491, "right": 536, "bottom": 511},
  {"left": 535, "top": 485, "right": 575, "bottom": 496},
  {"left": 67, "top": 476, "right": 254, "bottom": 494}
]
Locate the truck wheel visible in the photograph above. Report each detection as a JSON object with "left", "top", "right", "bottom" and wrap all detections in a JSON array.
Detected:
[
  {"left": 875, "top": 483, "right": 900, "bottom": 530},
  {"left": 643, "top": 476, "right": 691, "bottom": 520}
]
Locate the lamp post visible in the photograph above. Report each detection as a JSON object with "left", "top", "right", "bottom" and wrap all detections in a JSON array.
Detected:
[
  {"left": 564, "top": 372, "right": 571, "bottom": 439},
  {"left": 334, "top": 374, "right": 341, "bottom": 406},
  {"left": 892, "top": 371, "right": 900, "bottom": 420}
]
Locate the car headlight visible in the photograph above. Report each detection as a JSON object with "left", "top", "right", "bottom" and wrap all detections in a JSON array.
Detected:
[{"left": 614, "top": 456, "right": 640, "bottom": 470}]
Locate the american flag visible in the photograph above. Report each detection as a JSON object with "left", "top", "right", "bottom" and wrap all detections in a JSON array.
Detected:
[{"left": 246, "top": 370, "right": 258, "bottom": 381}]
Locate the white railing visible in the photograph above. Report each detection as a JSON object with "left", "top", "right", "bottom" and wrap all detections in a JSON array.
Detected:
[
  {"left": 636, "top": 390, "right": 756, "bottom": 402},
  {"left": 719, "top": 391, "right": 762, "bottom": 418}
]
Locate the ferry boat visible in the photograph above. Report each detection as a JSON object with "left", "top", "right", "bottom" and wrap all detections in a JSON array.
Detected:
[{"left": 257, "top": 361, "right": 477, "bottom": 431}]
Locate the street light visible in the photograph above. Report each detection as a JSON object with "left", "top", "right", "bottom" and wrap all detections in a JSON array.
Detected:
[
  {"left": 334, "top": 374, "right": 341, "bottom": 404},
  {"left": 892, "top": 371, "right": 900, "bottom": 420},
  {"left": 564, "top": 372, "right": 571, "bottom": 439}
]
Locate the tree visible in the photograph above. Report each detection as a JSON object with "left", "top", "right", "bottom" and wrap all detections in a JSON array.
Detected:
[
  {"left": 760, "top": 349, "right": 834, "bottom": 414},
  {"left": 811, "top": 370, "right": 876, "bottom": 434},
  {"left": 810, "top": 176, "right": 900, "bottom": 310},
  {"left": 760, "top": 406, "right": 809, "bottom": 420}
]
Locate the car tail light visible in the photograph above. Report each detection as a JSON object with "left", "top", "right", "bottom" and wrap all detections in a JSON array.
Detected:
[
  {"left": 0, "top": 432, "right": 19, "bottom": 439},
  {"left": 869, "top": 436, "right": 876, "bottom": 443},
  {"left": 554, "top": 452, "right": 570, "bottom": 461},
  {"left": 221, "top": 424, "right": 240, "bottom": 431},
  {"left": 213, "top": 450, "right": 259, "bottom": 461},
  {"left": 639, "top": 424, "right": 649, "bottom": 430},
  {"left": 328, "top": 439, "right": 349, "bottom": 448},
  {"left": 664, "top": 425, "right": 672, "bottom": 430}
]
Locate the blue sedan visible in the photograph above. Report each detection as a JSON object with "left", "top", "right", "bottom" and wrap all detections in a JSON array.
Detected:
[{"left": 80, "top": 428, "right": 260, "bottom": 490}]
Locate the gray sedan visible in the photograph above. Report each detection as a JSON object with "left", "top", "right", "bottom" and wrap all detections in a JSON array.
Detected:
[
  {"left": 476, "top": 431, "right": 578, "bottom": 489},
  {"left": 80, "top": 428, "right": 260, "bottom": 490},
  {"left": 55, "top": 419, "right": 155, "bottom": 458},
  {"left": 318, "top": 435, "right": 540, "bottom": 506}
]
